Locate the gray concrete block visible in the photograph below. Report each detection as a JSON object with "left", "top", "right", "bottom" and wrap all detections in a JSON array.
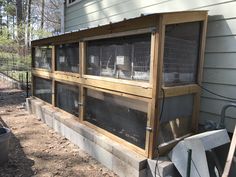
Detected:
[
  {"left": 112, "top": 143, "right": 147, "bottom": 171},
  {"left": 112, "top": 155, "right": 140, "bottom": 177},
  {"left": 27, "top": 98, "right": 150, "bottom": 177},
  {"left": 30, "top": 99, "right": 40, "bottom": 114},
  {"left": 91, "top": 143, "right": 113, "bottom": 170},
  {"left": 26, "top": 97, "right": 33, "bottom": 114},
  {"left": 93, "top": 133, "right": 113, "bottom": 153},
  {"left": 53, "top": 118, "right": 61, "bottom": 134},
  {"left": 34, "top": 101, "right": 45, "bottom": 120},
  {"left": 147, "top": 157, "right": 180, "bottom": 177},
  {"left": 41, "top": 105, "right": 55, "bottom": 128}
]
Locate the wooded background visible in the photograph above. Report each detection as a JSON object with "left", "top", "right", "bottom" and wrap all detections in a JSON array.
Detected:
[{"left": 0, "top": 0, "right": 63, "bottom": 81}]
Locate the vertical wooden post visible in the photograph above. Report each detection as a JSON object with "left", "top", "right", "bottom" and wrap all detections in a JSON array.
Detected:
[
  {"left": 192, "top": 16, "right": 208, "bottom": 132},
  {"left": 222, "top": 125, "right": 236, "bottom": 177},
  {"left": 79, "top": 42, "right": 86, "bottom": 121},
  {"left": 80, "top": 42, "right": 86, "bottom": 77},
  {"left": 148, "top": 15, "right": 165, "bottom": 158},
  {"left": 51, "top": 46, "right": 56, "bottom": 106}
]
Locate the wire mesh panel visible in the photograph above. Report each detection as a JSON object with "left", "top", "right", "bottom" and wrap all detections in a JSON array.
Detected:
[
  {"left": 84, "top": 89, "right": 148, "bottom": 149},
  {"left": 56, "top": 43, "right": 79, "bottom": 73},
  {"left": 33, "top": 76, "right": 52, "bottom": 103},
  {"left": 33, "top": 46, "right": 52, "bottom": 70},
  {"left": 86, "top": 33, "right": 151, "bottom": 82},
  {"left": 158, "top": 94, "right": 194, "bottom": 144},
  {"left": 56, "top": 82, "right": 79, "bottom": 116},
  {"left": 163, "top": 22, "right": 201, "bottom": 86}
]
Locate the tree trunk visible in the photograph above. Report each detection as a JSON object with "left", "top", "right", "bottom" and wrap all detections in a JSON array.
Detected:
[
  {"left": 16, "top": 0, "right": 24, "bottom": 45},
  {"left": 0, "top": 2, "right": 2, "bottom": 35},
  {"left": 41, "top": 0, "right": 45, "bottom": 29},
  {"left": 12, "top": 16, "right": 15, "bottom": 39},
  {"left": 27, "top": 0, "right": 31, "bottom": 48},
  {"left": 16, "top": 0, "right": 23, "bottom": 27}
]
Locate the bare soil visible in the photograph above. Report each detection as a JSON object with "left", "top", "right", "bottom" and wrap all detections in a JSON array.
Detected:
[{"left": 0, "top": 82, "right": 118, "bottom": 177}]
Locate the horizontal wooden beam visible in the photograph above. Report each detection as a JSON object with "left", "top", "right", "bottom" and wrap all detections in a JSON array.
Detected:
[
  {"left": 162, "top": 84, "right": 200, "bottom": 97},
  {"left": 83, "top": 27, "right": 156, "bottom": 41},
  {"left": 54, "top": 71, "right": 82, "bottom": 84},
  {"left": 83, "top": 77, "right": 152, "bottom": 98},
  {"left": 162, "top": 11, "right": 207, "bottom": 25},
  {"left": 31, "top": 11, "right": 207, "bottom": 46},
  {"left": 157, "top": 133, "right": 192, "bottom": 155},
  {"left": 32, "top": 69, "right": 52, "bottom": 79},
  {"left": 32, "top": 14, "right": 159, "bottom": 46},
  {"left": 32, "top": 68, "right": 153, "bottom": 98}
]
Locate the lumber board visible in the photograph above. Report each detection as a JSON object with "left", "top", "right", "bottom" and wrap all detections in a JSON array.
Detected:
[
  {"left": 162, "top": 84, "right": 200, "bottom": 98},
  {"left": 162, "top": 11, "right": 207, "bottom": 25},
  {"left": 222, "top": 125, "right": 236, "bottom": 177}
]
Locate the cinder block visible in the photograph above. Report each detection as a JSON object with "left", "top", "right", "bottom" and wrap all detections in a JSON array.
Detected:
[
  {"left": 28, "top": 98, "right": 151, "bottom": 177},
  {"left": 42, "top": 105, "right": 55, "bottom": 128},
  {"left": 147, "top": 157, "right": 180, "bottom": 177},
  {"left": 26, "top": 97, "right": 33, "bottom": 114},
  {"left": 112, "top": 155, "right": 140, "bottom": 177},
  {"left": 91, "top": 143, "right": 113, "bottom": 169},
  {"left": 34, "top": 102, "right": 45, "bottom": 120},
  {"left": 93, "top": 134, "right": 113, "bottom": 153},
  {"left": 112, "top": 143, "right": 146, "bottom": 171},
  {"left": 31, "top": 99, "right": 40, "bottom": 114},
  {"left": 53, "top": 118, "right": 61, "bottom": 134}
]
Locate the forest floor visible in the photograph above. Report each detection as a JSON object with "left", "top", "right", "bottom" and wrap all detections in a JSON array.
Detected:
[{"left": 0, "top": 81, "right": 117, "bottom": 177}]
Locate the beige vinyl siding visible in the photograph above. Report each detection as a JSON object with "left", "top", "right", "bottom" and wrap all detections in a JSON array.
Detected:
[{"left": 65, "top": 0, "right": 236, "bottom": 132}]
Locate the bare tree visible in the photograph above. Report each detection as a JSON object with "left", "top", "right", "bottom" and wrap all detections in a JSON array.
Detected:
[
  {"left": 16, "top": 0, "right": 23, "bottom": 27},
  {"left": 27, "top": 0, "right": 31, "bottom": 48},
  {"left": 40, "top": 0, "right": 44, "bottom": 29}
]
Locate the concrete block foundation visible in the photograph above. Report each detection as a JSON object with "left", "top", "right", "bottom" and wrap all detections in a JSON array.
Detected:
[{"left": 27, "top": 97, "right": 178, "bottom": 177}]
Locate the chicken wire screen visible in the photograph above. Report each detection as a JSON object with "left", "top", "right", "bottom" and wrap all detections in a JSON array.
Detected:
[
  {"left": 33, "top": 76, "right": 52, "bottom": 104},
  {"left": 56, "top": 43, "right": 79, "bottom": 73},
  {"left": 33, "top": 46, "right": 52, "bottom": 70},
  {"left": 84, "top": 89, "right": 148, "bottom": 149},
  {"left": 158, "top": 94, "right": 194, "bottom": 144},
  {"left": 163, "top": 21, "right": 201, "bottom": 86},
  {"left": 56, "top": 82, "right": 79, "bottom": 116},
  {"left": 86, "top": 33, "right": 151, "bottom": 82}
]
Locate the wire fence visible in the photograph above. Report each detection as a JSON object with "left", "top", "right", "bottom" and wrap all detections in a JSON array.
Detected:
[{"left": 0, "top": 56, "right": 31, "bottom": 97}]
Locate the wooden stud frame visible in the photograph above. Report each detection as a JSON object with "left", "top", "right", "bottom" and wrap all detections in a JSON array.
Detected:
[{"left": 31, "top": 11, "right": 208, "bottom": 159}]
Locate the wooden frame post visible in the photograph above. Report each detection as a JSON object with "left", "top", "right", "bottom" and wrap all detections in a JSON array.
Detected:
[
  {"left": 148, "top": 15, "right": 165, "bottom": 158},
  {"left": 51, "top": 46, "right": 56, "bottom": 106},
  {"left": 79, "top": 42, "right": 86, "bottom": 121},
  {"left": 192, "top": 15, "right": 208, "bottom": 132}
]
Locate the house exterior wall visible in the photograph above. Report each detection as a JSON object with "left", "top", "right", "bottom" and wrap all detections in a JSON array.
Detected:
[{"left": 64, "top": 0, "right": 236, "bottom": 132}]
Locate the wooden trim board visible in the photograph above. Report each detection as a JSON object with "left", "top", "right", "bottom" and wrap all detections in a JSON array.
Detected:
[{"left": 222, "top": 125, "right": 236, "bottom": 177}]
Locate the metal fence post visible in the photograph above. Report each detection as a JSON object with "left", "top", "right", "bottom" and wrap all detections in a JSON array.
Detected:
[
  {"left": 187, "top": 149, "right": 192, "bottom": 177},
  {"left": 26, "top": 72, "right": 29, "bottom": 98}
]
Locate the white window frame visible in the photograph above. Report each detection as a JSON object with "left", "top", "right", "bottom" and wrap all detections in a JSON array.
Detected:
[{"left": 66, "top": 0, "right": 82, "bottom": 7}]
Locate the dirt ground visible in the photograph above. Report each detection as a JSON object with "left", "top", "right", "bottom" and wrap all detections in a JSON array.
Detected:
[{"left": 0, "top": 82, "right": 118, "bottom": 177}]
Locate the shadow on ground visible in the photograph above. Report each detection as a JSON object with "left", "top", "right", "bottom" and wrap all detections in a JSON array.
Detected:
[
  {"left": 0, "top": 88, "right": 26, "bottom": 107},
  {"left": 0, "top": 118, "right": 35, "bottom": 177}
]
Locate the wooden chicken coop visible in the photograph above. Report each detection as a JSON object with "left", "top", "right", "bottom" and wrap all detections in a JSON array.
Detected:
[{"left": 31, "top": 11, "right": 208, "bottom": 159}]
